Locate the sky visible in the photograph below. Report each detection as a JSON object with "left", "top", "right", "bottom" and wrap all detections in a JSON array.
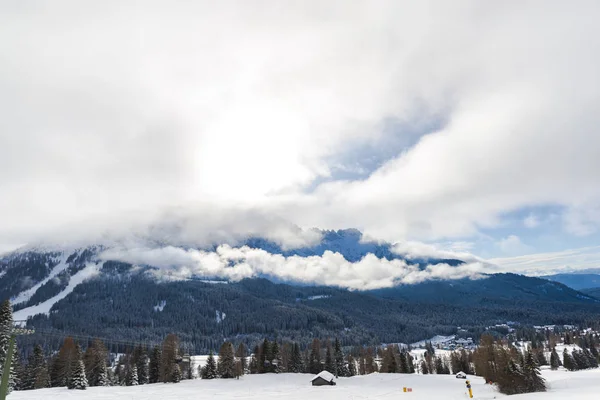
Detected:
[{"left": 1, "top": 1, "right": 600, "bottom": 276}]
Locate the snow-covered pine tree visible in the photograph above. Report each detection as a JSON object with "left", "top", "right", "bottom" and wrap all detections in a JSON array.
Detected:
[
  {"left": 217, "top": 342, "right": 236, "bottom": 378},
  {"left": 420, "top": 360, "right": 429, "bottom": 374},
  {"left": 0, "top": 300, "right": 14, "bottom": 392},
  {"left": 133, "top": 346, "right": 149, "bottom": 385},
  {"left": 201, "top": 351, "right": 217, "bottom": 379},
  {"left": 289, "top": 343, "right": 303, "bottom": 373},
  {"left": 171, "top": 363, "right": 182, "bottom": 383},
  {"left": 334, "top": 338, "right": 349, "bottom": 377},
  {"left": 67, "top": 360, "right": 88, "bottom": 390},
  {"left": 149, "top": 346, "right": 162, "bottom": 383},
  {"left": 126, "top": 364, "right": 139, "bottom": 386},
  {"left": 347, "top": 354, "right": 357, "bottom": 376}
]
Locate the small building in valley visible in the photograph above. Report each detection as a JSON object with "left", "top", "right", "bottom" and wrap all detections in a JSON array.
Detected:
[{"left": 311, "top": 370, "right": 336, "bottom": 386}]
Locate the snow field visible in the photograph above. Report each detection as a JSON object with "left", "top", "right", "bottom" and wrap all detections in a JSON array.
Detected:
[{"left": 11, "top": 368, "right": 600, "bottom": 400}]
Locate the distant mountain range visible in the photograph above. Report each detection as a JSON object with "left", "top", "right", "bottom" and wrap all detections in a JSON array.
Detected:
[
  {"left": 2, "top": 229, "right": 599, "bottom": 352},
  {"left": 541, "top": 273, "right": 600, "bottom": 291}
]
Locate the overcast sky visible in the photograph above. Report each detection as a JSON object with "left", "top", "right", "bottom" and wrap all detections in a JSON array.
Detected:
[{"left": 1, "top": 1, "right": 600, "bottom": 274}]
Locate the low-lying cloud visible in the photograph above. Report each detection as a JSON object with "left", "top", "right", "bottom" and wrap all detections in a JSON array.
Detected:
[{"left": 100, "top": 245, "right": 487, "bottom": 290}]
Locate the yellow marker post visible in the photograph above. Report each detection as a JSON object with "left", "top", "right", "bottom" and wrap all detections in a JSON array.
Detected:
[{"left": 465, "top": 380, "right": 473, "bottom": 398}]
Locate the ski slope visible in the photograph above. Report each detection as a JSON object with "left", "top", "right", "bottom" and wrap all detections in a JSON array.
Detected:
[{"left": 10, "top": 368, "right": 600, "bottom": 400}]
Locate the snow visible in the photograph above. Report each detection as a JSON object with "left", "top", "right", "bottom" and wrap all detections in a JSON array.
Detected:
[
  {"left": 307, "top": 295, "right": 331, "bottom": 300},
  {"left": 153, "top": 300, "right": 167, "bottom": 312},
  {"left": 10, "top": 368, "right": 600, "bottom": 400},
  {"left": 411, "top": 335, "right": 456, "bottom": 347},
  {"left": 13, "top": 262, "right": 103, "bottom": 321},
  {"left": 10, "top": 253, "right": 69, "bottom": 305},
  {"left": 216, "top": 310, "right": 226, "bottom": 323},
  {"left": 312, "top": 370, "right": 335, "bottom": 382}
]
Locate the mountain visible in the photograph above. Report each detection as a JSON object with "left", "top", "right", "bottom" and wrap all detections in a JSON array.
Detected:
[
  {"left": 541, "top": 273, "right": 600, "bottom": 291},
  {"left": 2, "top": 230, "right": 599, "bottom": 353},
  {"left": 581, "top": 287, "right": 600, "bottom": 299}
]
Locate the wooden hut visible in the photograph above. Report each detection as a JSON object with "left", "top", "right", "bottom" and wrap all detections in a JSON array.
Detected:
[{"left": 311, "top": 370, "right": 336, "bottom": 386}]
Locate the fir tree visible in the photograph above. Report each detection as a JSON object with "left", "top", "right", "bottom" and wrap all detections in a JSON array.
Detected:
[
  {"left": 550, "top": 348, "right": 560, "bottom": 370},
  {"left": 435, "top": 357, "right": 444, "bottom": 374},
  {"left": 160, "top": 334, "right": 180, "bottom": 383},
  {"left": 133, "top": 345, "right": 149, "bottom": 385},
  {"left": 420, "top": 360, "right": 429, "bottom": 374},
  {"left": 524, "top": 350, "right": 546, "bottom": 393},
  {"left": 235, "top": 343, "right": 247, "bottom": 376},
  {"left": 270, "top": 341, "right": 282, "bottom": 373},
  {"left": 217, "top": 342, "right": 236, "bottom": 378},
  {"left": 85, "top": 339, "right": 108, "bottom": 387},
  {"left": 334, "top": 338, "right": 349, "bottom": 377},
  {"left": 201, "top": 351, "right": 217, "bottom": 379},
  {"left": 347, "top": 354, "right": 357, "bottom": 376},
  {"left": 324, "top": 343, "right": 334, "bottom": 374},
  {"left": 309, "top": 339, "right": 322, "bottom": 374},
  {"left": 0, "top": 300, "right": 14, "bottom": 393},
  {"left": 126, "top": 364, "right": 139, "bottom": 386},
  {"left": 67, "top": 360, "right": 88, "bottom": 390},
  {"left": 171, "top": 364, "right": 182, "bottom": 383},
  {"left": 27, "top": 344, "right": 49, "bottom": 389},
  {"left": 149, "top": 346, "right": 162, "bottom": 383},
  {"left": 289, "top": 343, "right": 304, "bottom": 373}
]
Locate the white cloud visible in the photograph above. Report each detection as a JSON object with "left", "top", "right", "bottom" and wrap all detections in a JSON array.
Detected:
[
  {"left": 524, "top": 214, "right": 540, "bottom": 229},
  {"left": 1, "top": 1, "right": 600, "bottom": 247},
  {"left": 392, "top": 241, "right": 483, "bottom": 263},
  {"left": 100, "top": 245, "right": 486, "bottom": 290},
  {"left": 497, "top": 235, "right": 532, "bottom": 255},
  {"left": 489, "top": 246, "right": 600, "bottom": 276}
]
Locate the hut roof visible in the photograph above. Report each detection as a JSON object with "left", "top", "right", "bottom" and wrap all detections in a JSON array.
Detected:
[{"left": 311, "top": 370, "right": 335, "bottom": 382}]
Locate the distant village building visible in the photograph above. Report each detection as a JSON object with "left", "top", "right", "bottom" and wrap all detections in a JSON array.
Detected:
[{"left": 311, "top": 370, "right": 336, "bottom": 386}]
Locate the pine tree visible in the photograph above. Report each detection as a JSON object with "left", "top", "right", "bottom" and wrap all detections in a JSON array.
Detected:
[
  {"left": 50, "top": 337, "right": 77, "bottom": 387},
  {"left": 149, "top": 346, "right": 162, "bottom": 383},
  {"left": 289, "top": 343, "right": 303, "bottom": 373},
  {"left": 524, "top": 350, "right": 546, "bottom": 392},
  {"left": 563, "top": 349, "right": 575, "bottom": 371},
  {"left": 420, "top": 360, "right": 429, "bottom": 374},
  {"left": 160, "top": 334, "right": 179, "bottom": 383},
  {"left": 85, "top": 339, "right": 108, "bottom": 387},
  {"left": 126, "top": 364, "right": 139, "bottom": 386},
  {"left": 270, "top": 341, "right": 282, "bottom": 373},
  {"left": 334, "top": 338, "right": 349, "bottom": 377},
  {"left": 309, "top": 339, "right": 322, "bottom": 374},
  {"left": 550, "top": 348, "right": 560, "bottom": 370},
  {"left": 201, "top": 351, "right": 217, "bottom": 379},
  {"left": 133, "top": 345, "right": 149, "bottom": 385},
  {"left": 67, "top": 360, "right": 88, "bottom": 390},
  {"left": 435, "top": 357, "right": 445, "bottom": 374},
  {"left": 324, "top": 343, "right": 334, "bottom": 374},
  {"left": 259, "top": 339, "right": 271, "bottom": 374},
  {"left": 347, "top": 354, "right": 357, "bottom": 376},
  {"left": 235, "top": 343, "right": 247, "bottom": 375},
  {"left": 217, "top": 342, "right": 236, "bottom": 378},
  {"left": 26, "top": 344, "right": 49, "bottom": 389},
  {"left": 171, "top": 364, "right": 182, "bottom": 383},
  {"left": 0, "top": 300, "right": 14, "bottom": 393}
]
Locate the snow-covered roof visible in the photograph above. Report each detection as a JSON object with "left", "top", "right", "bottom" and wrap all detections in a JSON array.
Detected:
[{"left": 311, "top": 371, "right": 335, "bottom": 382}]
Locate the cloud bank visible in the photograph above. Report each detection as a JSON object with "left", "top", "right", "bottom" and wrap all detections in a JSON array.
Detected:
[
  {"left": 100, "top": 245, "right": 486, "bottom": 290},
  {"left": 2, "top": 1, "right": 600, "bottom": 267}
]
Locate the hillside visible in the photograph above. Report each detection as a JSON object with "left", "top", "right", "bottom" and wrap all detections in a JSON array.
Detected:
[
  {"left": 2, "top": 232, "right": 600, "bottom": 353},
  {"left": 542, "top": 273, "right": 600, "bottom": 291}
]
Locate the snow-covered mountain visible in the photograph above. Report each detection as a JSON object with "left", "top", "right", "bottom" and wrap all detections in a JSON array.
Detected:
[{"left": 1, "top": 229, "right": 598, "bottom": 353}]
